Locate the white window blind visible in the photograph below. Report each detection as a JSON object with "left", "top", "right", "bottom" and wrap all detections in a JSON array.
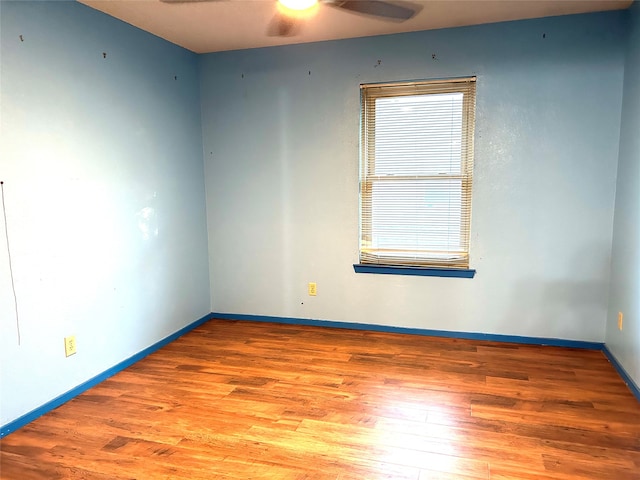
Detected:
[{"left": 359, "top": 77, "right": 476, "bottom": 269}]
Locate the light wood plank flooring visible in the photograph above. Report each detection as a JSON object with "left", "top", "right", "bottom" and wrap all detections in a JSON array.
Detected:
[{"left": 1, "top": 319, "right": 639, "bottom": 479}]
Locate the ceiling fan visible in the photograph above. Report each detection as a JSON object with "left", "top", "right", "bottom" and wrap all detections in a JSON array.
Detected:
[{"left": 160, "top": 0, "right": 422, "bottom": 37}]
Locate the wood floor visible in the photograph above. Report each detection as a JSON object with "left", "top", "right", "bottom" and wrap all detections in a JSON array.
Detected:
[{"left": 1, "top": 320, "right": 639, "bottom": 480}]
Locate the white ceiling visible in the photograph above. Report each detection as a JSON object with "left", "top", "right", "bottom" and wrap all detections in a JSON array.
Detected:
[{"left": 79, "top": 0, "right": 632, "bottom": 54}]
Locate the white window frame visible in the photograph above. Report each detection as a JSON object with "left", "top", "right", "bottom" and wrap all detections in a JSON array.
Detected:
[{"left": 359, "top": 77, "right": 476, "bottom": 270}]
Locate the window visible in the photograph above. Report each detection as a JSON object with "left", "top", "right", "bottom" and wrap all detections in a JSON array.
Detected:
[{"left": 358, "top": 77, "right": 476, "bottom": 271}]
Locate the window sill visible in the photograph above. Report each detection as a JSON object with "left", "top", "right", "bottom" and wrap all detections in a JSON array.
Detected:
[{"left": 353, "top": 264, "right": 476, "bottom": 278}]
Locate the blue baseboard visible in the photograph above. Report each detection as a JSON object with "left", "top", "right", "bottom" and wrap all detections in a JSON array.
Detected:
[
  {"left": 3, "top": 311, "right": 637, "bottom": 438},
  {"left": 602, "top": 345, "right": 640, "bottom": 402},
  {"left": 0, "top": 312, "right": 216, "bottom": 438},
  {"left": 211, "top": 312, "right": 604, "bottom": 350}
]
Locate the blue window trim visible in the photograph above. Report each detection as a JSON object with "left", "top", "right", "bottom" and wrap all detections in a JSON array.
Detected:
[{"left": 353, "top": 264, "right": 476, "bottom": 278}]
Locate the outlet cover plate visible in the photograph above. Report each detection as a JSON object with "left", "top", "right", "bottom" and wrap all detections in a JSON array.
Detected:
[{"left": 64, "top": 336, "right": 77, "bottom": 357}]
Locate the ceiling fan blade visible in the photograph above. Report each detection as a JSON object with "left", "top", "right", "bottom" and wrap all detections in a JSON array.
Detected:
[
  {"left": 267, "top": 12, "right": 301, "bottom": 37},
  {"left": 330, "top": 1, "right": 420, "bottom": 21}
]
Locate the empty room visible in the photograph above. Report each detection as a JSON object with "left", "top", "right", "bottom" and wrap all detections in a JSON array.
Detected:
[{"left": 1, "top": 0, "right": 639, "bottom": 478}]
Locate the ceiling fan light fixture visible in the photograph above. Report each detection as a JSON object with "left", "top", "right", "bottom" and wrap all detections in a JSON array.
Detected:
[{"left": 278, "top": 0, "right": 318, "bottom": 12}]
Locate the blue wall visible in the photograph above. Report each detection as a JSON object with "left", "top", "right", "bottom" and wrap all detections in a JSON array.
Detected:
[
  {"left": 1, "top": 1, "right": 637, "bottom": 430},
  {"left": 200, "top": 12, "right": 625, "bottom": 342},
  {"left": 607, "top": 1, "right": 640, "bottom": 387},
  {"left": 0, "top": 1, "right": 210, "bottom": 426}
]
